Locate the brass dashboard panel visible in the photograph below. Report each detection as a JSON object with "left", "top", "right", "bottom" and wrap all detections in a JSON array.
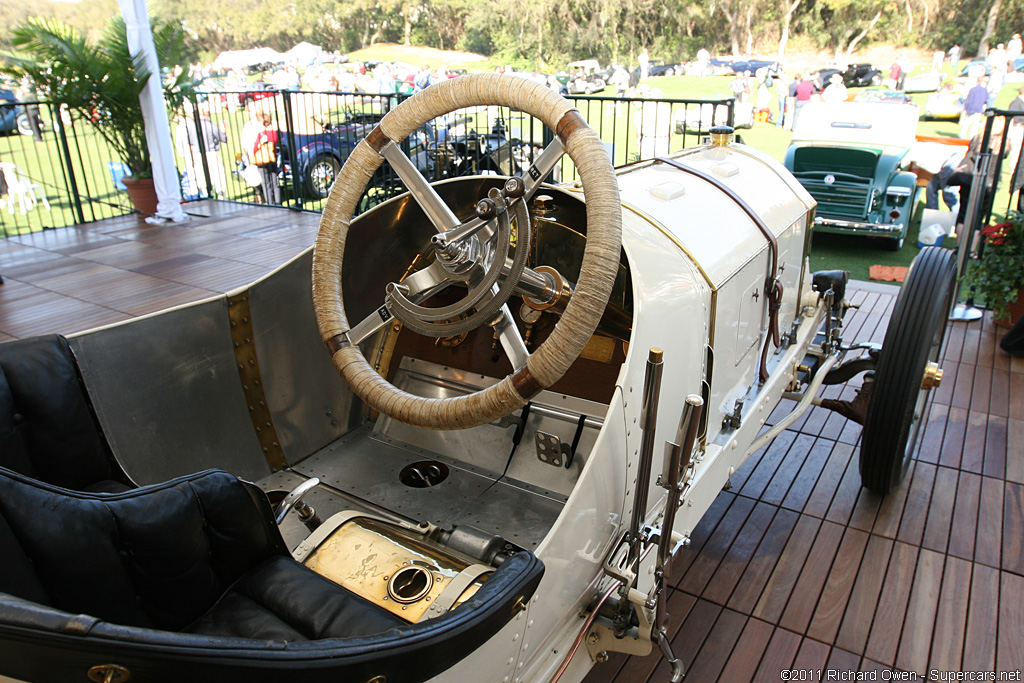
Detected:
[{"left": 297, "top": 514, "right": 491, "bottom": 623}]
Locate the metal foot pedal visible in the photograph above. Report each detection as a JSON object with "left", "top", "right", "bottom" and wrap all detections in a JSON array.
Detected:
[{"left": 535, "top": 431, "right": 569, "bottom": 467}]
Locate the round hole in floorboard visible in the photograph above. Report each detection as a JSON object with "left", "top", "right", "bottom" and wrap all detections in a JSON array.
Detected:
[{"left": 399, "top": 460, "right": 449, "bottom": 488}]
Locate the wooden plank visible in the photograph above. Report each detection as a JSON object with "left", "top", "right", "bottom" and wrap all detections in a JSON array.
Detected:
[
  {"left": 1003, "top": 483, "right": 1024, "bottom": 576},
  {"left": 644, "top": 599, "right": 721, "bottom": 683},
  {"left": 1010, "top": 369, "right": 1024, "bottom": 421},
  {"left": 989, "top": 368, "right": 1011, "bottom": 419},
  {"left": 751, "top": 627, "right": 802, "bottom": 683},
  {"left": 834, "top": 534, "right": 894, "bottom": 654},
  {"left": 960, "top": 410, "right": 989, "bottom": 474},
  {"left": 779, "top": 521, "right": 845, "bottom": 634},
  {"left": 895, "top": 549, "right": 945, "bottom": 675},
  {"left": 969, "top": 362, "right": 993, "bottom": 415},
  {"left": 727, "top": 508, "right": 800, "bottom": 616},
  {"left": 719, "top": 618, "right": 775, "bottom": 683},
  {"left": 922, "top": 466, "right": 959, "bottom": 553},
  {"left": 780, "top": 437, "right": 836, "bottom": 514},
  {"left": 824, "top": 447, "right": 870, "bottom": 527},
  {"left": 938, "top": 406, "right": 968, "bottom": 469},
  {"left": 895, "top": 461, "right": 936, "bottom": 546},
  {"left": 703, "top": 502, "right": 778, "bottom": 605},
  {"left": 806, "top": 527, "right": 870, "bottom": 644},
  {"left": 789, "top": 637, "right": 830, "bottom": 679},
  {"left": 760, "top": 434, "right": 816, "bottom": 507},
  {"left": 752, "top": 515, "right": 821, "bottom": 624},
  {"left": 864, "top": 541, "right": 920, "bottom": 666},
  {"left": 824, "top": 647, "right": 861, "bottom": 676},
  {"left": 738, "top": 432, "right": 799, "bottom": 502},
  {"left": 803, "top": 443, "right": 855, "bottom": 520},
  {"left": 678, "top": 496, "right": 755, "bottom": 596},
  {"left": 678, "top": 608, "right": 747, "bottom": 683},
  {"left": 963, "top": 563, "right": 999, "bottom": 671},
  {"left": 915, "top": 401, "right": 949, "bottom": 465},
  {"left": 983, "top": 415, "right": 1007, "bottom": 480},
  {"left": 669, "top": 491, "right": 737, "bottom": 583},
  {"left": 928, "top": 555, "right": 972, "bottom": 673},
  {"left": 1008, "top": 419, "right": 1024, "bottom": 485},
  {"left": 997, "top": 572, "right": 1024, "bottom": 675},
  {"left": 976, "top": 476, "right": 1004, "bottom": 568},
  {"left": 870, "top": 460, "right": 914, "bottom": 539},
  {"left": 947, "top": 472, "right": 982, "bottom": 561}
]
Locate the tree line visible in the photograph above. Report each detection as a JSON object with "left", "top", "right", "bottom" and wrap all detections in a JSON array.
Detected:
[{"left": 2, "top": 0, "right": 1022, "bottom": 71}]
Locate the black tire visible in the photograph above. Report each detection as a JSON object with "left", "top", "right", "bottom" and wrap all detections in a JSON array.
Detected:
[
  {"left": 305, "top": 154, "right": 341, "bottom": 199},
  {"left": 16, "top": 113, "right": 32, "bottom": 136},
  {"left": 859, "top": 247, "right": 956, "bottom": 494},
  {"left": 883, "top": 234, "right": 905, "bottom": 251}
]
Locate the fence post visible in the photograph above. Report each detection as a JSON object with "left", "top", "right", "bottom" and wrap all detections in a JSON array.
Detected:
[
  {"left": 190, "top": 94, "right": 213, "bottom": 199},
  {"left": 280, "top": 90, "right": 303, "bottom": 209},
  {"left": 54, "top": 104, "right": 86, "bottom": 225}
]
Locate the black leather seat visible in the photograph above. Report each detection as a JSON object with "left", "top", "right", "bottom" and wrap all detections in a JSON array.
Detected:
[
  {"left": 0, "top": 468, "right": 545, "bottom": 683},
  {"left": 0, "top": 334, "right": 131, "bottom": 492}
]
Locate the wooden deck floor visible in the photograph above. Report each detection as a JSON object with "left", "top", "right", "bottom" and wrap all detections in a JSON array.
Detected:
[
  {"left": 0, "top": 201, "right": 321, "bottom": 341},
  {"left": 1, "top": 207, "right": 1020, "bottom": 683}
]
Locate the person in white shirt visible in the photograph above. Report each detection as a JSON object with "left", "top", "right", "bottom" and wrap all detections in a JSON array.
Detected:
[{"left": 821, "top": 73, "right": 848, "bottom": 103}]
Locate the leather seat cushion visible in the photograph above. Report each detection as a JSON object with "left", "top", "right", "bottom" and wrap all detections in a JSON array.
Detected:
[
  {"left": 186, "top": 556, "right": 405, "bottom": 641},
  {"left": 0, "top": 335, "right": 122, "bottom": 490}
]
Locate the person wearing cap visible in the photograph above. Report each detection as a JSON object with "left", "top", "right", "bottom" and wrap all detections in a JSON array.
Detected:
[{"left": 821, "top": 73, "right": 848, "bottom": 103}]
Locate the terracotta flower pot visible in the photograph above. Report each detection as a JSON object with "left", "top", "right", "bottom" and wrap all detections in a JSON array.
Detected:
[
  {"left": 995, "top": 288, "right": 1024, "bottom": 329},
  {"left": 121, "top": 176, "right": 159, "bottom": 216}
]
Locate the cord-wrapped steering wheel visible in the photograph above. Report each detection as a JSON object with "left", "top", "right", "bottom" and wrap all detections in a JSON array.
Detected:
[{"left": 312, "top": 74, "right": 621, "bottom": 430}]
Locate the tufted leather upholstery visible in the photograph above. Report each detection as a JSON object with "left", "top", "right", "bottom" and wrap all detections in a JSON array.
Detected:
[
  {"left": 0, "top": 467, "right": 546, "bottom": 683},
  {"left": 0, "top": 335, "right": 130, "bottom": 492}
]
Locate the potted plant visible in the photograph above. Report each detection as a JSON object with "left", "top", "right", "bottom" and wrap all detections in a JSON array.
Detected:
[
  {"left": 963, "top": 211, "right": 1024, "bottom": 327},
  {"left": 1, "top": 17, "right": 193, "bottom": 214}
]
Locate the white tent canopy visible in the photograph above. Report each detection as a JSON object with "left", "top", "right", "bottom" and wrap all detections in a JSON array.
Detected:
[
  {"left": 285, "top": 42, "right": 323, "bottom": 66},
  {"left": 117, "top": 0, "right": 186, "bottom": 222},
  {"left": 212, "top": 48, "right": 284, "bottom": 72}
]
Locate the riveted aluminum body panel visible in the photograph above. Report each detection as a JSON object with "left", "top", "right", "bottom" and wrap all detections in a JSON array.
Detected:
[
  {"left": 70, "top": 298, "right": 269, "bottom": 485},
  {"left": 247, "top": 248, "right": 364, "bottom": 462}
]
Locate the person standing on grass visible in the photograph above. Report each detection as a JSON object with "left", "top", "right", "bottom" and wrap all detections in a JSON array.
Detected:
[
  {"left": 253, "top": 111, "right": 280, "bottom": 205},
  {"left": 792, "top": 72, "right": 814, "bottom": 129},
  {"left": 960, "top": 76, "right": 988, "bottom": 139},
  {"left": 639, "top": 48, "right": 650, "bottom": 80}
]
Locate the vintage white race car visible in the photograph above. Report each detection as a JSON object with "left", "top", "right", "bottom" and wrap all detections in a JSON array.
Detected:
[{"left": 0, "top": 75, "right": 956, "bottom": 683}]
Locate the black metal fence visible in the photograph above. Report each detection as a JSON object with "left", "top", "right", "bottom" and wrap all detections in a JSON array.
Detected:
[
  {"left": 181, "top": 88, "right": 736, "bottom": 213},
  {"left": 0, "top": 100, "right": 136, "bottom": 238},
  {"left": 0, "top": 88, "right": 734, "bottom": 237}
]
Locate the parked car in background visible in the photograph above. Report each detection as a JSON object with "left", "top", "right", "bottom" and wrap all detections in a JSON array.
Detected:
[
  {"left": 852, "top": 87, "right": 913, "bottom": 105},
  {"left": 923, "top": 84, "right": 965, "bottom": 120},
  {"left": 784, "top": 100, "right": 920, "bottom": 250},
  {"left": 0, "top": 88, "right": 33, "bottom": 136},
  {"left": 813, "top": 63, "right": 881, "bottom": 90},
  {"left": 647, "top": 61, "right": 685, "bottom": 77},
  {"left": 558, "top": 61, "right": 606, "bottom": 94},
  {"left": 901, "top": 70, "right": 943, "bottom": 93},
  {"left": 707, "top": 58, "right": 781, "bottom": 76}
]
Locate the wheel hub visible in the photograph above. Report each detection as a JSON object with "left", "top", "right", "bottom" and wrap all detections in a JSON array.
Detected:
[{"left": 921, "top": 361, "right": 943, "bottom": 390}]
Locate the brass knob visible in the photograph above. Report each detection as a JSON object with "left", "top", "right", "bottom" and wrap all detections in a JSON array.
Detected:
[
  {"left": 87, "top": 665, "right": 130, "bottom": 683},
  {"left": 921, "top": 362, "right": 943, "bottom": 390}
]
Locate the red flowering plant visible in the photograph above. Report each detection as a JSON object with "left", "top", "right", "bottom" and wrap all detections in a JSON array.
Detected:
[{"left": 963, "top": 211, "right": 1024, "bottom": 322}]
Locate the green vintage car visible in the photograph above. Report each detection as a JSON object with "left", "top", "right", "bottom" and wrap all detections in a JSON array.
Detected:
[{"left": 785, "top": 101, "right": 920, "bottom": 250}]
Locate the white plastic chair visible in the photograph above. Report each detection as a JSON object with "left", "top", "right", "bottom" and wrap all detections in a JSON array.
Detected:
[{"left": 0, "top": 162, "right": 51, "bottom": 215}]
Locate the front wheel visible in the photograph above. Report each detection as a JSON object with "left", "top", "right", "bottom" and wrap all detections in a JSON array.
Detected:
[
  {"left": 859, "top": 247, "right": 956, "bottom": 494},
  {"left": 16, "top": 113, "right": 32, "bottom": 136},
  {"left": 306, "top": 154, "right": 341, "bottom": 199}
]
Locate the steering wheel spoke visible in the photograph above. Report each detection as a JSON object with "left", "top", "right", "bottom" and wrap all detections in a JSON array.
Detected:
[
  {"left": 347, "top": 261, "right": 456, "bottom": 345},
  {"left": 380, "top": 140, "right": 461, "bottom": 233},
  {"left": 521, "top": 138, "right": 565, "bottom": 201},
  {"left": 491, "top": 303, "right": 530, "bottom": 370}
]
